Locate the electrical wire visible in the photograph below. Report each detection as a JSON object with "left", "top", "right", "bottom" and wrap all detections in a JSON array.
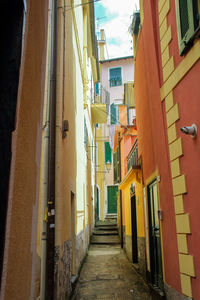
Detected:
[{"left": 65, "top": 0, "right": 102, "bottom": 12}]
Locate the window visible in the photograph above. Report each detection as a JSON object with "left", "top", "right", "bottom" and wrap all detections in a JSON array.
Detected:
[
  {"left": 95, "top": 82, "right": 100, "bottom": 95},
  {"left": 104, "top": 142, "right": 112, "bottom": 164},
  {"left": 113, "top": 146, "right": 121, "bottom": 184},
  {"left": 109, "top": 67, "right": 122, "bottom": 87},
  {"left": 110, "top": 103, "right": 119, "bottom": 125},
  {"left": 175, "top": 0, "right": 199, "bottom": 55}
]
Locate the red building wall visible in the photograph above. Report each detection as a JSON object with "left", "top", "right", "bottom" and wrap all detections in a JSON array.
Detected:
[
  {"left": 134, "top": 0, "right": 182, "bottom": 293},
  {"left": 168, "top": 7, "right": 200, "bottom": 295}
]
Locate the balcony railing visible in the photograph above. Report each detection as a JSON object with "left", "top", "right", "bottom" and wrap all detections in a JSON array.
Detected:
[
  {"left": 94, "top": 85, "right": 110, "bottom": 113},
  {"left": 127, "top": 138, "right": 139, "bottom": 171}
]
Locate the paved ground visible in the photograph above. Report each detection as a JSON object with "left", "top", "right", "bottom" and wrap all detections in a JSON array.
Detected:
[{"left": 71, "top": 222, "right": 152, "bottom": 300}]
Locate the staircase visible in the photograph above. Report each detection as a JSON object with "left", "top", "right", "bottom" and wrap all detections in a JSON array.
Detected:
[{"left": 90, "top": 219, "right": 120, "bottom": 245}]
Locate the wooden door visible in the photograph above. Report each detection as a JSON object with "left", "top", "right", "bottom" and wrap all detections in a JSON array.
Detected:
[
  {"left": 96, "top": 187, "right": 99, "bottom": 220},
  {"left": 107, "top": 186, "right": 118, "bottom": 213},
  {"left": 131, "top": 194, "right": 138, "bottom": 263}
]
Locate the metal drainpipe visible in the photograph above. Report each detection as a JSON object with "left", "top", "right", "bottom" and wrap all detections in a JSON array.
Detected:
[
  {"left": 40, "top": 0, "right": 53, "bottom": 299},
  {"left": 120, "top": 190, "right": 123, "bottom": 249},
  {"left": 118, "top": 132, "right": 121, "bottom": 182},
  {"left": 46, "top": 0, "right": 57, "bottom": 299},
  {"left": 118, "top": 133, "right": 122, "bottom": 247},
  {"left": 94, "top": 125, "right": 97, "bottom": 225},
  {"left": 126, "top": 83, "right": 130, "bottom": 125}
]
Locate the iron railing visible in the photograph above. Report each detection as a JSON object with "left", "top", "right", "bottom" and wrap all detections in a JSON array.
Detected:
[{"left": 127, "top": 138, "right": 139, "bottom": 171}]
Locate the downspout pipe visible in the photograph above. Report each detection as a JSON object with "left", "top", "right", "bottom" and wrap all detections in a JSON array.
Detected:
[
  {"left": 46, "top": 0, "right": 57, "bottom": 299},
  {"left": 40, "top": 0, "right": 53, "bottom": 299},
  {"left": 94, "top": 125, "right": 97, "bottom": 225}
]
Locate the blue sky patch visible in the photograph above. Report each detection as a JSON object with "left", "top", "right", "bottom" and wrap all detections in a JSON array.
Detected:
[
  {"left": 107, "top": 37, "right": 120, "bottom": 46},
  {"left": 94, "top": 2, "right": 118, "bottom": 25}
]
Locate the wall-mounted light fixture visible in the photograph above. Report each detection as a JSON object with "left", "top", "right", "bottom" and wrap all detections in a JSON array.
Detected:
[
  {"left": 180, "top": 124, "right": 197, "bottom": 138},
  {"left": 105, "top": 161, "right": 111, "bottom": 173},
  {"left": 62, "top": 120, "right": 69, "bottom": 139}
]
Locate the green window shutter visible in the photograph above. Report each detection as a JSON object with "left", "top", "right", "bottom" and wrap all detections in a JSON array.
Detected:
[
  {"left": 110, "top": 103, "right": 119, "bottom": 125},
  {"left": 110, "top": 103, "right": 116, "bottom": 124},
  {"left": 109, "top": 68, "right": 122, "bottom": 87},
  {"left": 113, "top": 146, "right": 121, "bottom": 183},
  {"left": 117, "top": 146, "right": 121, "bottom": 183},
  {"left": 95, "top": 82, "right": 100, "bottom": 95},
  {"left": 175, "top": 0, "right": 199, "bottom": 55},
  {"left": 113, "top": 151, "right": 118, "bottom": 184},
  {"left": 104, "top": 142, "right": 112, "bottom": 163}
]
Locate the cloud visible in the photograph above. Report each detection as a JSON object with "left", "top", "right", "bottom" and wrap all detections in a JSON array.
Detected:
[{"left": 95, "top": 0, "right": 139, "bottom": 58}]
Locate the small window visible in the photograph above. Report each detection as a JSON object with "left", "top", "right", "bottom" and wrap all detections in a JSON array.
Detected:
[
  {"left": 95, "top": 82, "right": 100, "bottom": 95},
  {"left": 110, "top": 103, "right": 119, "bottom": 125},
  {"left": 109, "top": 67, "right": 122, "bottom": 87},
  {"left": 175, "top": 0, "right": 199, "bottom": 55}
]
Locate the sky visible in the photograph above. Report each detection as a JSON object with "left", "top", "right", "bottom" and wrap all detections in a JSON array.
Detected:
[{"left": 94, "top": 0, "right": 140, "bottom": 59}]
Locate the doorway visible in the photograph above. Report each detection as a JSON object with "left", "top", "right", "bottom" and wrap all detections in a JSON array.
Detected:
[
  {"left": 71, "top": 192, "right": 76, "bottom": 275},
  {"left": 130, "top": 194, "right": 138, "bottom": 263},
  {"left": 96, "top": 187, "right": 99, "bottom": 221},
  {"left": 147, "top": 181, "right": 163, "bottom": 289}
]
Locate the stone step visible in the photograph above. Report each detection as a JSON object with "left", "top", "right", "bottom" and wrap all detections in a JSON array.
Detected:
[
  {"left": 96, "top": 220, "right": 117, "bottom": 226},
  {"left": 93, "top": 230, "right": 118, "bottom": 236},
  {"left": 95, "top": 226, "right": 117, "bottom": 231},
  {"left": 105, "top": 213, "right": 117, "bottom": 218},
  {"left": 90, "top": 235, "right": 120, "bottom": 245}
]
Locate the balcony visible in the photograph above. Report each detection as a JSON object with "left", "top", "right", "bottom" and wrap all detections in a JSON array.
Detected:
[
  {"left": 127, "top": 138, "right": 140, "bottom": 171},
  {"left": 91, "top": 85, "right": 110, "bottom": 124}
]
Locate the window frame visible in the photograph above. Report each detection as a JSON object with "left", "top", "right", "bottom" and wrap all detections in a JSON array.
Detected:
[
  {"left": 110, "top": 103, "right": 119, "bottom": 125},
  {"left": 109, "top": 67, "right": 122, "bottom": 87},
  {"left": 175, "top": 0, "right": 199, "bottom": 56}
]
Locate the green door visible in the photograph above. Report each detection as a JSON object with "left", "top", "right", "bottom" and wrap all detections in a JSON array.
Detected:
[
  {"left": 96, "top": 187, "right": 99, "bottom": 220},
  {"left": 107, "top": 186, "right": 118, "bottom": 213}
]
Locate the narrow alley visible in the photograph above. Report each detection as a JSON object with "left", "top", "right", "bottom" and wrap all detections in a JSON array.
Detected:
[
  {"left": 71, "top": 219, "right": 151, "bottom": 300},
  {"left": 1, "top": 1, "right": 200, "bottom": 300}
]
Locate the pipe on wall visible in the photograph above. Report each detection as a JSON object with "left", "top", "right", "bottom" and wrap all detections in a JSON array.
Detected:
[
  {"left": 45, "top": 0, "right": 57, "bottom": 298},
  {"left": 39, "top": 0, "right": 53, "bottom": 299}
]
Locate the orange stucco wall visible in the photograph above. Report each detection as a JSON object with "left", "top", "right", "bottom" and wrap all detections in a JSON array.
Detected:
[
  {"left": 1, "top": 1, "right": 48, "bottom": 299},
  {"left": 134, "top": 1, "right": 181, "bottom": 293}
]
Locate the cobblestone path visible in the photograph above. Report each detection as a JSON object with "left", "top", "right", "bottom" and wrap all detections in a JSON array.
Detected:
[{"left": 71, "top": 221, "right": 152, "bottom": 300}]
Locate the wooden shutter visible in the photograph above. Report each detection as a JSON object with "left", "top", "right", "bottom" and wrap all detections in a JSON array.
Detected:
[
  {"left": 113, "top": 146, "right": 121, "bottom": 184},
  {"left": 110, "top": 103, "right": 119, "bottom": 125},
  {"left": 109, "top": 68, "right": 122, "bottom": 86},
  {"left": 175, "top": 0, "right": 199, "bottom": 55},
  {"left": 110, "top": 103, "right": 116, "bottom": 124},
  {"left": 104, "top": 142, "right": 112, "bottom": 163},
  {"left": 95, "top": 82, "right": 100, "bottom": 95},
  {"left": 113, "top": 151, "right": 118, "bottom": 184}
]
